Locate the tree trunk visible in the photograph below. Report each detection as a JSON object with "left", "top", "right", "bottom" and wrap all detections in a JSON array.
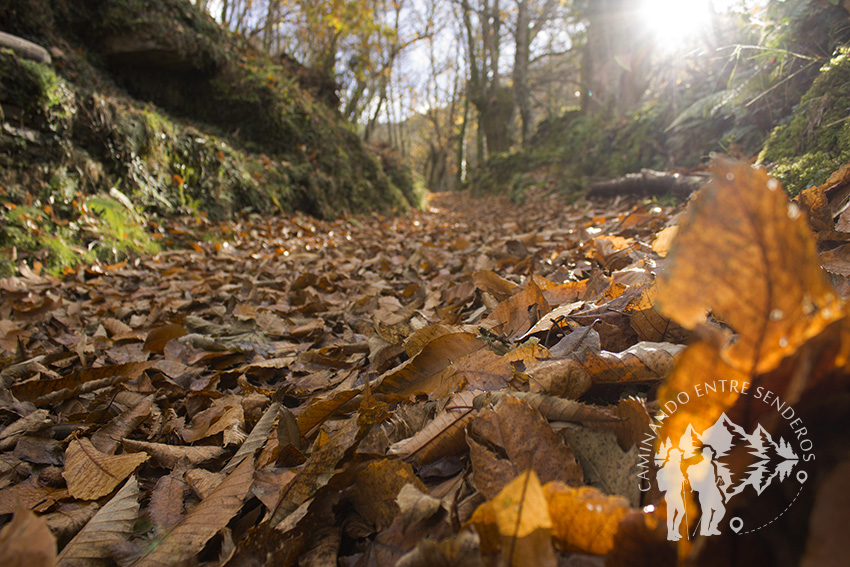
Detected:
[
  {"left": 513, "top": 0, "right": 532, "bottom": 146},
  {"left": 581, "top": 0, "right": 652, "bottom": 116},
  {"left": 477, "top": 85, "right": 515, "bottom": 155},
  {"left": 425, "top": 143, "right": 449, "bottom": 192}
]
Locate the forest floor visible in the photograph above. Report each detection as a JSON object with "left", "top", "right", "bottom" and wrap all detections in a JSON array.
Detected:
[{"left": 1, "top": 164, "right": 849, "bottom": 566}]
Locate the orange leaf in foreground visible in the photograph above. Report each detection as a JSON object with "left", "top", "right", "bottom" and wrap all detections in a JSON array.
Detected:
[
  {"left": 656, "top": 342, "right": 750, "bottom": 459},
  {"left": 544, "top": 482, "right": 630, "bottom": 555},
  {"left": 656, "top": 161, "right": 842, "bottom": 375}
]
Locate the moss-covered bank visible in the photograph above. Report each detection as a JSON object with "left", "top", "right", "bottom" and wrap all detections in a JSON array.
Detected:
[
  {"left": 470, "top": 104, "right": 671, "bottom": 200},
  {"left": 758, "top": 49, "right": 850, "bottom": 196},
  {"left": 0, "top": 0, "right": 419, "bottom": 275}
]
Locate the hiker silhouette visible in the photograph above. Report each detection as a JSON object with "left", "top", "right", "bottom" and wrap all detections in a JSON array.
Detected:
[
  {"left": 657, "top": 447, "right": 686, "bottom": 541},
  {"left": 687, "top": 446, "right": 726, "bottom": 535}
]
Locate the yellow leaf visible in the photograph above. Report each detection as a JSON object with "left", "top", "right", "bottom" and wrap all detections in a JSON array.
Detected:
[{"left": 470, "top": 470, "right": 557, "bottom": 567}]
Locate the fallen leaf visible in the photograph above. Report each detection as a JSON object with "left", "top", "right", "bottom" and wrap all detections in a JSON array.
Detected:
[
  {"left": 389, "top": 390, "right": 478, "bottom": 464},
  {"left": 470, "top": 470, "right": 557, "bottom": 567},
  {"left": 57, "top": 476, "right": 140, "bottom": 567},
  {"left": 350, "top": 459, "right": 425, "bottom": 530},
  {"left": 0, "top": 506, "right": 57, "bottom": 567},
  {"left": 467, "top": 395, "right": 582, "bottom": 499},
  {"left": 375, "top": 332, "right": 486, "bottom": 398},
  {"left": 656, "top": 162, "right": 842, "bottom": 374},
  {"left": 129, "top": 458, "right": 254, "bottom": 567},
  {"left": 148, "top": 466, "right": 187, "bottom": 532},
  {"left": 90, "top": 395, "right": 154, "bottom": 454},
  {"left": 121, "top": 439, "right": 224, "bottom": 468},
  {"left": 484, "top": 279, "right": 551, "bottom": 339},
  {"left": 544, "top": 482, "right": 630, "bottom": 555},
  {"left": 62, "top": 439, "right": 148, "bottom": 500}
]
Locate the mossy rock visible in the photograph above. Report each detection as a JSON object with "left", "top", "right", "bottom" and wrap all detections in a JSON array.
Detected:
[{"left": 759, "top": 49, "right": 850, "bottom": 195}]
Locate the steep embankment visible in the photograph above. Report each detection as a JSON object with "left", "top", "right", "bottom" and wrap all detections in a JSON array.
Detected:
[
  {"left": 0, "top": 0, "right": 420, "bottom": 276},
  {"left": 758, "top": 48, "right": 850, "bottom": 195}
]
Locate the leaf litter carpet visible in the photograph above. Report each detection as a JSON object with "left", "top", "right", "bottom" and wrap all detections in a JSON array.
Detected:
[{"left": 2, "top": 164, "right": 850, "bottom": 567}]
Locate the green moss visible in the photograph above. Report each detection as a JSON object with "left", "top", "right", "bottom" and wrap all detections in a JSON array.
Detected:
[
  {"left": 0, "top": 49, "right": 75, "bottom": 134},
  {"left": 85, "top": 195, "right": 158, "bottom": 258},
  {"left": 759, "top": 49, "right": 850, "bottom": 194}
]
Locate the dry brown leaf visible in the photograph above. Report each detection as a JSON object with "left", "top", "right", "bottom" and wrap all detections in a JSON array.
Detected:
[
  {"left": 270, "top": 416, "right": 359, "bottom": 527},
  {"left": 148, "top": 466, "right": 187, "bottom": 532},
  {"left": 559, "top": 425, "right": 640, "bottom": 505},
  {"left": 389, "top": 390, "right": 478, "bottom": 464},
  {"left": 179, "top": 395, "right": 245, "bottom": 444},
  {"left": 0, "top": 506, "right": 57, "bottom": 567},
  {"left": 295, "top": 389, "right": 361, "bottom": 436},
  {"left": 441, "top": 347, "right": 515, "bottom": 393},
  {"left": 519, "top": 301, "right": 583, "bottom": 340},
  {"left": 185, "top": 468, "right": 225, "bottom": 500},
  {"left": 472, "top": 270, "right": 517, "bottom": 301},
  {"left": 63, "top": 439, "right": 148, "bottom": 500},
  {"left": 375, "top": 332, "right": 486, "bottom": 398},
  {"left": 820, "top": 242, "right": 850, "bottom": 276},
  {"left": 102, "top": 317, "right": 133, "bottom": 337},
  {"left": 0, "top": 476, "right": 68, "bottom": 515},
  {"left": 467, "top": 395, "right": 582, "bottom": 499},
  {"left": 473, "top": 391, "right": 618, "bottom": 423},
  {"left": 350, "top": 459, "right": 425, "bottom": 530},
  {"left": 11, "top": 362, "right": 153, "bottom": 406},
  {"left": 526, "top": 358, "right": 592, "bottom": 399},
  {"left": 56, "top": 476, "right": 140, "bottom": 567},
  {"left": 223, "top": 401, "right": 279, "bottom": 474},
  {"left": 651, "top": 225, "right": 678, "bottom": 257},
  {"left": 144, "top": 323, "right": 187, "bottom": 352},
  {"left": 90, "top": 395, "right": 154, "bottom": 454},
  {"left": 395, "top": 530, "right": 482, "bottom": 567},
  {"left": 484, "top": 278, "right": 551, "bottom": 339},
  {"left": 121, "top": 439, "right": 225, "bottom": 468},
  {"left": 403, "top": 324, "right": 469, "bottom": 357},
  {"left": 595, "top": 396, "right": 653, "bottom": 452},
  {"left": 470, "top": 470, "right": 556, "bottom": 567},
  {"left": 42, "top": 502, "right": 99, "bottom": 545},
  {"left": 627, "top": 285, "right": 690, "bottom": 343},
  {"left": 130, "top": 458, "right": 255, "bottom": 567},
  {"left": 656, "top": 161, "right": 843, "bottom": 374},
  {"left": 580, "top": 342, "right": 684, "bottom": 384},
  {"left": 0, "top": 409, "right": 52, "bottom": 451},
  {"left": 542, "top": 280, "right": 587, "bottom": 306}
]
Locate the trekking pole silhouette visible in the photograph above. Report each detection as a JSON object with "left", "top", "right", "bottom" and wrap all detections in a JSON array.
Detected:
[{"left": 682, "top": 482, "right": 690, "bottom": 540}]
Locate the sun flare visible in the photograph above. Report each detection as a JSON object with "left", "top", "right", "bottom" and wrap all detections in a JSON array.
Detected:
[{"left": 638, "top": 0, "right": 714, "bottom": 52}]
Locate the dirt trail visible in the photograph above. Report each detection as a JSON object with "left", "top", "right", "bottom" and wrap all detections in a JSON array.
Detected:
[{"left": 0, "top": 190, "right": 681, "bottom": 564}]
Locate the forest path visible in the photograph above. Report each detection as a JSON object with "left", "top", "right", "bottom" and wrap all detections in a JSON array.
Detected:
[
  {"left": 3, "top": 190, "right": 672, "bottom": 376},
  {"left": 0, "top": 189, "right": 682, "bottom": 565}
]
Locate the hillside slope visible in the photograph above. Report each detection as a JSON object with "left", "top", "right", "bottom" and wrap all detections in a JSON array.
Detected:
[{"left": 0, "top": 0, "right": 419, "bottom": 275}]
